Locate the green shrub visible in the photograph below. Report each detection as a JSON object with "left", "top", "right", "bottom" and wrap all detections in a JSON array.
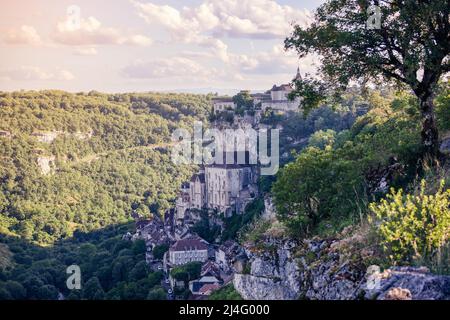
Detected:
[
  {"left": 208, "top": 284, "right": 242, "bottom": 300},
  {"left": 435, "top": 81, "right": 450, "bottom": 131},
  {"left": 152, "top": 244, "right": 169, "bottom": 260},
  {"left": 170, "top": 262, "right": 201, "bottom": 282},
  {"left": 273, "top": 147, "right": 365, "bottom": 238},
  {"left": 370, "top": 180, "right": 450, "bottom": 268},
  {"left": 221, "top": 198, "right": 264, "bottom": 242}
]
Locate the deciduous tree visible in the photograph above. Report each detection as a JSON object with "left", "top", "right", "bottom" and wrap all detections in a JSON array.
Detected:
[{"left": 286, "top": 0, "right": 449, "bottom": 158}]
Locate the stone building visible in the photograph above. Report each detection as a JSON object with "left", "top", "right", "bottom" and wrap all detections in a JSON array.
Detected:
[
  {"left": 212, "top": 97, "right": 236, "bottom": 114},
  {"left": 205, "top": 163, "right": 253, "bottom": 216},
  {"left": 260, "top": 68, "right": 302, "bottom": 113},
  {"left": 189, "top": 172, "right": 206, "bottom": 209},
  {"left": 175, "top": 182, "right": 191, "bottom": 220},
  {"left": 168, "top": 236, "right": 209, "bottom": 266}
]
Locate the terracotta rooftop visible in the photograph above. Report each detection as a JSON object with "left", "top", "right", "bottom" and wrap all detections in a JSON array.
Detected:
[{"left": 198, "top": 283, "right": 220, "bottom": 295}]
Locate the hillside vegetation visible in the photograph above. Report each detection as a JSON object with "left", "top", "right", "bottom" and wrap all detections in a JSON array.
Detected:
[
  {"left": 0, "top": 90, "right": 211, "bottom": 244},
  {"left": 272, "top": 85, "right": 450, "bottom": 272}
]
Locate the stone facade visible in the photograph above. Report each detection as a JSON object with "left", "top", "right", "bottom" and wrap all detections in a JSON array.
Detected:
[
  {"left": 168, "top": 236, "right": 209, "bottom": 266},
  {"left": 259, "top": 68, "right": 302, "bottom": 113},
  {"left": 213, "top": 98, "right": 236, "bottom": 114},
  {"left": 205, "top": 164, "right": 253, "bottom": 215},
  {"left": 176, "top": 163, "right": 255, "bottom": 217},
  {"left": 189, "top": 172, "right": 206, "bottom": 209}
]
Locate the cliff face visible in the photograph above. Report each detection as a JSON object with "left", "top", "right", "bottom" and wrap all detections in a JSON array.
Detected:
[
  {"left": 234, "top": 240, "right": 301, "bottom": 300},
  {"left": 233, "top": 236, "right": 450, "bottom": 300}
]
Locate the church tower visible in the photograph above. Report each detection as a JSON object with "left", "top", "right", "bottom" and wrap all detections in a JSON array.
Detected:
[{"left": 294, "top": 66, "right": 302, "bottom": 82}]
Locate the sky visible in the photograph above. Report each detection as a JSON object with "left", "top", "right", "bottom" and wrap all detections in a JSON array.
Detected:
[{"left": 0, "top": 0, "right": 324, "bottom": 94}]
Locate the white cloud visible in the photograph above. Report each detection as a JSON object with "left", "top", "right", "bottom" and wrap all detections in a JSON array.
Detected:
[
  {"left": 4, "top": 25, "right": 42, "bottom": 45},
  {"left": 121, "top": 57, "right": 213, "bottom": 79},
  {"left": 0, "top": 66, "right": 74, "bottom": 81},
  {"left": 131, "top": 0, "right": 312, "bottom": 67},
  {"left": 132, "top": 0, "right": 312, "bottom": 39},
  {"left": 53, "top": 16, "right": 152, "bottom": 47},
  {"left": 74, "top": 47, "right": 98, "bottom": 56},
  {"left": 232, "top": 44, "right": 297, "bottom": 74},
  {"left": 124, "top": 34, "right": 153, "bottom": 46},
  {"left": 57, "top": 69, "right": 75, "bottom": 80}
]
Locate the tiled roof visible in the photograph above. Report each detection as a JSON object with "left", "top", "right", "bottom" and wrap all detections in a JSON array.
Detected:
[
  {"left": 135, "top": 219, "right": 151, "bottom": 229},
  {"left": 170, "top": 236, "right": 208, "bottom": 252},
  {"left": 212, "top": 97, "right": 234, "bottom": 103},
  {"left": 271, "top": 84, "right": 292, "bottom": 91},
  {"left": 198, "top": 283, "right": 220, "bottom": 295},
  {"left": 201, "top": 261, "right": 221, "bottom": 278},
  {"left": 219, "top": 240, "right": 237, "bottom": 253}
]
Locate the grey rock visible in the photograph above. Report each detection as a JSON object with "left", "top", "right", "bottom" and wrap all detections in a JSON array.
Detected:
[
  {"left": 366, "top": 267, "right": 450, "bottom": 300},
  {"left": 440, "top": 137, "right": 450, "bottom": 154},
  {"left": 234, "top": 238, "right": 450, "bottom": 300}
]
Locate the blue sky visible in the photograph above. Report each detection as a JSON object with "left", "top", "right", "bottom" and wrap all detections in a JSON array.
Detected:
[{"left": 0, "top": 0, "right": 324, "bottom": 94}]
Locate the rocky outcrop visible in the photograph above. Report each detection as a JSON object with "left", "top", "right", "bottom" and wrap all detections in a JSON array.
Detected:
[
  {"left": 366, "top": 267, "right": 450, "bottom": 300},
  {"left": 440, "top": 134, "right": 450, "bottom": 154},
  {"left": 32, "top": 130, "right": 93, "bottom": 143},
  {"left": 32, "top": 131, "right": 60, "bottom": 143},
  {"left": 234, "top": 239, "right": 301, "bottom": 300},
  {"left": 234, "top": 274, "right": 298, "bottom": 300},
  {"left": 234, "top": 236, "right": 450, "bottom": 300},
  {"left": 0, "top": 130, "right": 12, "bottom": 138},
  {"left": 37, "top": 155, "right": 56, "bottom": 175}
]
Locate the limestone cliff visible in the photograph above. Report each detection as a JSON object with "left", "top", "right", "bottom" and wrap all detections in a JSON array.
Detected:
[{"left": 233, "top": 234, "right": 450, "bottom": 300}]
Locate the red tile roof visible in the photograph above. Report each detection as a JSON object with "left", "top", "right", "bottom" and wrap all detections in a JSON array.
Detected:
[{"left": 198, "top": 283, "right": 220, "bottom": 295}]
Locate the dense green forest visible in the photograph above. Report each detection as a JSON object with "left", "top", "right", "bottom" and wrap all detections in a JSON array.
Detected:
[
  {"left": 0, "top": 223, "right": 170, "bottom": 300},
  {"left": 0, "top": 90, "right": 212, "bottom": 245},
  {"left": 0, "top": 90, "right": 215, "bottom": 299},
  {"left": 0, "top": 84, "right": 448, "bottom": 300}
]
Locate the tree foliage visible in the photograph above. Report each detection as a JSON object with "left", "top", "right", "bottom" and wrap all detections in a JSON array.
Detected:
[
  {"left": 370, "top": 180, "right": 450, "bottom": 267},
  {"left": 0, "top": 223, "right": 167, "bottom": 300},
  {"left": 273, "top": 91, "right": 424, "bottom": 237},
  {"left": 285, "top": 0, "right": 449, "bottom": 156},
  {"left": 0, "top": 90, "right": 211, "bottom": 244}
]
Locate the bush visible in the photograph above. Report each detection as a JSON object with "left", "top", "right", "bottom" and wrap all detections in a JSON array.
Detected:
[
  {"left": 170, "top": 262, "right": 201, "bottom": 282},
  {"left": 370, "top": 180, "right": 450, "bottom": 268},
  {"left": 147, "top": 286, "right": 166, "bottom": 300},
  {"left": 221, "top": 198, "right": 264, "bottom": 241},
  {"left": 208, "top": 284, "right": 242, "bottom": 300},
  {"left": 435, "top": 81, "right": 450, "bottom": 131},
  {"left": 273, "top": 147, "right": 364, "bottom": 237},
  {"left": 152, "top": 244, "right": 169, "bottom": 260}
]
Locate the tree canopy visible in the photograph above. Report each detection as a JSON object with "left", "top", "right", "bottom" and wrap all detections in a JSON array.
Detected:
[{"left": 285, "top": 0, "right": 449, "bottom": 157}]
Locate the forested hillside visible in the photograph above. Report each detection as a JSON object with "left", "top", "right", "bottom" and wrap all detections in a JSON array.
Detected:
[
  {"left": 271, "top": 84, "right": 450, "bottom": 272},
  {"left": 0, "top": 90, "right": 212, "bottom": 244}
]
